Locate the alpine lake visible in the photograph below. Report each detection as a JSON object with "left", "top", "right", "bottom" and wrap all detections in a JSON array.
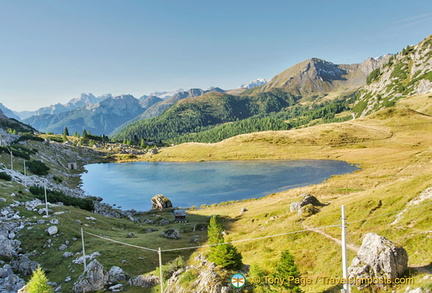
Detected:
[{"left": 80, "top": 160, "right": 358, "bottom": 211}]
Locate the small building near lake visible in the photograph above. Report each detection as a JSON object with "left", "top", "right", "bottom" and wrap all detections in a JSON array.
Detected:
[
  {"left": 68, "top": 162, "right": 78, "bottom": 170},
  {"left": 174, "top": 210, "right": 187, "bottom": 223}
]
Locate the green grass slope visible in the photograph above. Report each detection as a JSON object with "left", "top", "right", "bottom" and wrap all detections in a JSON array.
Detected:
[{"left": 143, "top": 93, "right": 432, "bottom": 292}]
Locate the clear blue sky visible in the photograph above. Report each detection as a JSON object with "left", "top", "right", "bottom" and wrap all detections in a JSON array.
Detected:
[{"left": 1, "top": 0, "right": 431, "bottom": 111}]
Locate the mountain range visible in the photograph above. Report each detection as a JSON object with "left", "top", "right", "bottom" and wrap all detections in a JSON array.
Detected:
[
  {"left": 20, "top": 87, "right": 226, "bottom": 135},
  {"left": 2, "top": 35, "right": 431, "bottom": 141}
]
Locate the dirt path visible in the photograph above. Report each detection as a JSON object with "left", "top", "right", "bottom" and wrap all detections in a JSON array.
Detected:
[{"left": 304, "top": 224, "right": 360, "bottom": 252}]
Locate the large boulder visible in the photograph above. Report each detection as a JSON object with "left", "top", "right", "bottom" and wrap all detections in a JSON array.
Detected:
[
  {"left": 73, "top": 259, "right": 109, "bottom": 293},
  {"left": 290, "top": 193, "right": 325, "bottom": 215},
  {"left": 109, "top": 266, "right": 127, "bottom": 282},
  {"left": 151, "top": 194, "right": 173, "bottom": 210},
  {"left": 128, "top": 274, "right": 159, "bottom": 288},
  {"left": 162, "top": 228, "right": 180, "bottom": 240},
  {"left": 348, "top": 233, "right": 408, "bottom": 291}
]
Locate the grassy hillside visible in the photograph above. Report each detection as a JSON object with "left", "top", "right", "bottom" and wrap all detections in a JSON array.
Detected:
[
  {"left": 2, "top": 94, "right": 431, "bottom": 292},
  {"left": 112, "top": 90, "right": 300, "bottom": 142},
  {"left": 353, "top": 35, "right": 432, "bottom": 117},
  {"left": 132, "top": 93, "right": 432, "bottom": 292}
]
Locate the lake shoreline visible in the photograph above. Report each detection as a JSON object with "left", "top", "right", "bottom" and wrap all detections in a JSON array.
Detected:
[{"left": 81, "top": 159, "right": 359, "bottom": 212}]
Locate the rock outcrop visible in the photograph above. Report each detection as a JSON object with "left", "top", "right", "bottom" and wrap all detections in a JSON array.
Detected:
[
  {"left": 151, "top": 194, "right": 173, "bottom": 210},
  {"left": 73, "top": 260, "right": 109, "bottom": 293},
  {"left": 348, "top": 233, "right": 408, "bottom": 291},
  {"left": 290, "top": 193, "right": 325, "bottom": 215},
  {"left": 128, "top": 274, "right": 159, "bottom": 288},
  {"left": 0, "top": 264, "right": 26, "bottom": 293},
  {"left": 164, "top": 254, "right": 239, "bottom": 293},
  {"left": 353, "top": 35, "right": 432, "bottom": 118},
  {"left": 161, "top": 228, "right": 180, "bottom": 240}
]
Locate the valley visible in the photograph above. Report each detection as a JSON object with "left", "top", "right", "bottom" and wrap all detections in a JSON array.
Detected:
[{"left": 0, "top": 34, "right": 431, "bottom": 293}]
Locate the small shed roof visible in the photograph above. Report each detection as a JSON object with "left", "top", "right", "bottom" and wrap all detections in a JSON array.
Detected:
[{"left": 174, "top": 210, "right": 186, "bottom": 217}]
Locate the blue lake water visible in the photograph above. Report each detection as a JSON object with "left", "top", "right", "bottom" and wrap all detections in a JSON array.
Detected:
[{"left": 80, "top": 160, "right": 358, "bottom": 211}]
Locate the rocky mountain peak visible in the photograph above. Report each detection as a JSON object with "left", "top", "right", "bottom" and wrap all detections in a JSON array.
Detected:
[
  {"left": 353, "top": 34, "right": 432, "bottom": 117},
  {"left": 241, "top": 78, "right": 268, "bottom": 89}
]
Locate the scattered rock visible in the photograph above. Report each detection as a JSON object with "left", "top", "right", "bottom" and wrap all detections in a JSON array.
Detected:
[
  {"left": 2, "top": 273, "right": 26, "bottom": 293},
  {"left": 73, "top": 252, "right": 101, "bottom": 264},
  {"left": 161, "top": 229, "right": 180, "bottom": 240},
  {"left": 0, "top": 198, "right": 6, "bottom": 203},
  {"left": 47, "top": 226, "right": 58, "bottom": 236},
  {"left": 63, "top": 252, "right": 74, "bottom": 258},
  {"left": 126, "top": 232, "right": 134, "bottom": 238},
  {"left": 0, "top": 235, "right": 21, "bottom": 257},
  {"left": 128, "top": 274, "right": 159, "bottom": 288},
  {"left": 109, "top": 266, "right": 126, "bottom": 282},
  {"left": 159, "top": 218, "right": 170, "bottom": 225},
  {"left": 143, "top": 218, "right": 154, "bottom": 224},
  {"left": 109, "top": 283, "right": 123, "bottom": 292},
  {"left": 190, "top": 235, "right": 200, "bottom": 243},
  {"left": 11, "top": 255, "right": 38, "bottom": 276},
  {"left": 348, "top": 233, "right": 408, "bottom": 291},
  {"left": 164, "top": 254, "right": 234, "bottom": 293},
  {"left": 151, "top": 194, "right": 172, "bottom": 210},
  {"left": 193, "top": 223, "right": 208, "bottom": 231},
  {"left": 50, "top": 219, "right": 59, "bottom": 225},
  {"left": 72, "top": 259, "right": 109, "bottom": 293},
  {"left": 59, "top": 244, "right": 68, "bottom": 251}
]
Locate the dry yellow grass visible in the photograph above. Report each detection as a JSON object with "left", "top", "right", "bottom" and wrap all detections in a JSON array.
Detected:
[{"left": 112, "top": 94, "right": 432, "bottom": 292}]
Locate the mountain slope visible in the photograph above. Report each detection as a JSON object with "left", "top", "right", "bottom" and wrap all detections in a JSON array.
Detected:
[
  {"left": 255, "top": 57, "right": 390, "bottom": 100},
  {"left": 15, "top": 93, "right": 112, "bottom": 120},
  {"left": 0, "top": 108, "right": 37, "bottom": 134},
  {"left": 23, "top": 95, "right": 145, "bottom": 135},
  {"left": 111, "top": 57, "right": 393, "bottom": 143},
  {"left": 111, "top": 90, "right": 300, "bottom": 142},
  {"left": 136, "top": 87, "right": 225, "bottom": 121},
  {"left": 353, "top": 35, "right": 432, "bottom": 117},
  {"left": 118, "top": 93, "right": 432, "bottom": 292},
  {"left": 0, "top": 103, "right": 21, "bottom": 120}
]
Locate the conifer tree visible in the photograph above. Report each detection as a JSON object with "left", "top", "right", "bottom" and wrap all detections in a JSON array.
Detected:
[
  {"left": 272, "top": 250, "right": 302, "bottom": 292},
  {"left": 63, "top": 127, "right": 69, "bottom": 136},
  {"left": 26, "top": 266, "right": 54, "bottom": 293},
  {"left": 207, "top": 215, "right": 243, "bottom": 270}
]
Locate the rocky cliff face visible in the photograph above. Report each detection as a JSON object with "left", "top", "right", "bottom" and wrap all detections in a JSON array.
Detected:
[
  {"left": 23, "top": 94, "right": 146, "bottom": 135},
  {"left": 353, "top": 35, "right": 432, "bottom": 117},
  {"left": 136, "top": 87, "right": 226, "bottom": 121},
  {"left": 257, "top": 56, "right": 389, "bottom": 100},
  {"left": 164, "top": 254, "right": 235, "bottom": 293}
]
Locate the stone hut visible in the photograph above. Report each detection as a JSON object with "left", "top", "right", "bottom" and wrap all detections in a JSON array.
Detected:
[
  {"left": 68, "top": 162, "right": 78, "bottom": 170},
  {"left": 174, "top": 210, "right": 187, "bottom": 223}
]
